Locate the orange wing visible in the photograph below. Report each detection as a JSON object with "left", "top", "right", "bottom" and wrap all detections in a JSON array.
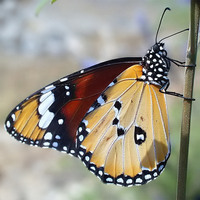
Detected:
[
  {"left": 5, "top": 58, "right": 142, "bottom": 154},
  {"left": 76, "top": 64, "right": 170, "bottom": 186}
]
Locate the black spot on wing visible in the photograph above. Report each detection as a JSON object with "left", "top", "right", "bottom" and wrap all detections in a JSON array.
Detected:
[
  {"left": 112, "top": 118, "right": 119, "bottom": 125},
  {"left": 134, "top": 126, "right": 146, "bottom": 145},
  {"left": 114, "top": 101, "right": 122, "bottom": 111},
  {"left": 102, "top": 94, "right": 107, "bottom": 102},
  {"left": 117, "top": 127, "right": 125, "bottom": 136}
]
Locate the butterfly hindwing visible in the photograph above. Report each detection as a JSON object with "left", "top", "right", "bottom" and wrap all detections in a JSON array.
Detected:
[{"left": 76, "top": 64, "right": 170, "bottom": 186}]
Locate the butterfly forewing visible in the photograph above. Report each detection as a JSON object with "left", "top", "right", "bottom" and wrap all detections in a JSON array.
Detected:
[{"left": 5, "top": 58, "right": 142, "bottom": 152}]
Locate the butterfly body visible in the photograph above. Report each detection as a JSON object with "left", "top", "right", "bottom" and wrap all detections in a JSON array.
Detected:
[{"left": 142, "top": 43, "right": 170, "bottom": 86}]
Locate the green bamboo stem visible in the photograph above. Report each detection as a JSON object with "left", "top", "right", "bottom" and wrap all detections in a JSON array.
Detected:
[{"left": 176, "top": 1, "right": 200, "bottom": 200}]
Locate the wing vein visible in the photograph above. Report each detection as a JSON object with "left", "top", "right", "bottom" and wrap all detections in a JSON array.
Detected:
[{"left": 86, "top": 80, "right": 138, "bottom": 134}]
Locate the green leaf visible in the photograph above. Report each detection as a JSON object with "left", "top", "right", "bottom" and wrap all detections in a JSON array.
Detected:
[
  {"left": 35, "top": 0, "right": 51, "bottom": 16},
  {"left": 51, "top": 0, "right": 57, "bottom": 4}
]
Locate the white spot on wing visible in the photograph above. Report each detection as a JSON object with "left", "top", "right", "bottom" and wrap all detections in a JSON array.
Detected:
[
  {"left": 43, "top": 142, "right": 50, "bottom": 147},
  {"left": 148, "top": 77, "right": 153, "bottom": 81},
  {"left": 6, "top": 121, "right": 11, "bottom": 128},
  {"left": 55, "top": 135, "right": 61, "bottom": 139},
  {"left": 60, "top": 77, "right": 68, "bottom": 82},
  {"left": 159, "top": 164, "right": 164, "bottom": 172},
  {"left": 126, "top": 179, "right": 133, "bottom": 184},
  {"left": 79, "top": 135, "right": 84, "bottom": 142},
  {"left": 58, "top": 119, "right": 64, "bottom": 125},
  {"left": 140, "top": 75, "right": 146, "bottom": 80},
  {"left": 41, "top": 85, "right": 56, "bottom": 94},
  {"left": 63, "top": 146, "right": 68, "bottom": 151},
  {"left": 52, "top": 142, "right": 58, "bottom": 148},
  {"left": 70, "top": 149, "right": 75, "bottom": 154},
  {"left": 65, "top": 85, "right": 70, "bottom": 90},
  {"left": 85, "top": 156, "right": 90, "bottom": 162},
  {"left": 40, "top": 91, "right": 52, "bottom": 102},
  {"left": 106, "top": 177, "right": 113, "bottom": 182},
  {"left": 44, "top": 132, "right": 53, "bottom": 140},
  {"left": 97, "top": 95, "right": 105, "bottom": 105},
  {"left": 87, "top": 106, "right": 94, "bottom": 113},
  {"left": 90, "top": 166, "right": 96, "bottom": 171},
  {"left": 153, "top": 172, "right": 158, "bottom": 177},
  {"left": 39, "top": 110, "right": 54, "bottom": 129},
  {"left": 66, "top": 91, "right": 70, "bottom": 96},
  {"left": 135, "top": 178, "right": 142, "bottom": 184},
  {"left": 117, "top": 178, "right": 123, "bottom": 183},
  {"left": 86, "top": 128, "right": 91, "bottom": 133},
  {"left": 98, "top": 171, "right": 103, "bottom": 176},
  {"left": 108, "top": 81, "right": 115, "bottom": 87},
  {"left": 78, "top": 127, "right": 82, "bottom": 132},
  {"left": 79, "top": 151, "right": 84, "bottom": 156},
  {"left": 145, "top": 174, "right": 151, "bottom": 180},
  {"left": 38, "top": 93, "right": 55, "bottom": 115},
  {"left": 45, "top": 85, "right": 54, "bottom": 90},
  {"left": 136, "top": 134, "right": 144, "bottom": 141},
  {"left": 11, "top": 114, "right": 16, "bottom": 121},
  {"left": 82, "top": 119, "right": 88, "bottom": 126}
]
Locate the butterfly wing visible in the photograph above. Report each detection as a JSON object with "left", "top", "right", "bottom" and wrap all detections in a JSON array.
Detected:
[
  {"left": 5, "top": 57, "right": 142, "bottom": 154},
  {"left": 5, "top": 57, "right": 170, "bottom": 186},
  {"left": 76, "top": 64, "right": 170, "bottom": 186}
]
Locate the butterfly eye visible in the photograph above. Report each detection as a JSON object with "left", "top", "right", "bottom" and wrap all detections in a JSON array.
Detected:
[{"left": 153, "top": 44, "right": 160, "bottom": 52}]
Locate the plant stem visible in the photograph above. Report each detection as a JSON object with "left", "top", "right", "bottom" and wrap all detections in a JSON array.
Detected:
[{"left": 176, "top": 1, "right": 200, "bottom": 200}]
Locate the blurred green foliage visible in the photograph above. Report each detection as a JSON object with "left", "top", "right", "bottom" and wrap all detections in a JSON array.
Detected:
[{"left": 36, "top": 0, "right": 57, "bottom": 15}]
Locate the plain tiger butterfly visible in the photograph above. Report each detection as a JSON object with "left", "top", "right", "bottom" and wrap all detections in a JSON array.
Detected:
[{"left": 4, "top": 7, "right": 193, "bottom": 186}]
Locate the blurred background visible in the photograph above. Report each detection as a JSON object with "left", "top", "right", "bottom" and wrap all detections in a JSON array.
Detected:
[{"left": 0, "top": 0, "right": 200, "bottom": 199}]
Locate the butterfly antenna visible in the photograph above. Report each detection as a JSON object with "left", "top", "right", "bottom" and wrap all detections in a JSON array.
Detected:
[
  {"left": 155, "top": 7, "right": 171, "bottom": 43},
  {"left": 159, "top": 28, "right": 189, "bottom": 42}
]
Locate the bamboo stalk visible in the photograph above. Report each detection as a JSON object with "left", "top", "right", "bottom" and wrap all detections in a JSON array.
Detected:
[{"left": 176, "top": 1, "right": 200, "bottom": 200}]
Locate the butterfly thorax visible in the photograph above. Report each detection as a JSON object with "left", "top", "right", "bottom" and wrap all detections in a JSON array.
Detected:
[{"left": 141, "top": 42, "right": 170, "bottom": 87}]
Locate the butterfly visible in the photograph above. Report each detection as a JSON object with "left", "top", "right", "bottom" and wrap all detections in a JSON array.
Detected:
[{"left": 4, "top": 8, "right": 191, "bottom": 187}]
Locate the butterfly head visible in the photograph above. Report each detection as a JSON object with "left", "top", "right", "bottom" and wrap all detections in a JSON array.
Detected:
[{"left": 152, "top": 42, "right": 167, "bottom": 57}]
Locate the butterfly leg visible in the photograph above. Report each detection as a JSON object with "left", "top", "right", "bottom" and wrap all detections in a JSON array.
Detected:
[
  {"left": 166, "top": 57, "right": 196, "bottom": 68},
  {"left": 159, "top": 80, "right": 195, "bottom": 101}
]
